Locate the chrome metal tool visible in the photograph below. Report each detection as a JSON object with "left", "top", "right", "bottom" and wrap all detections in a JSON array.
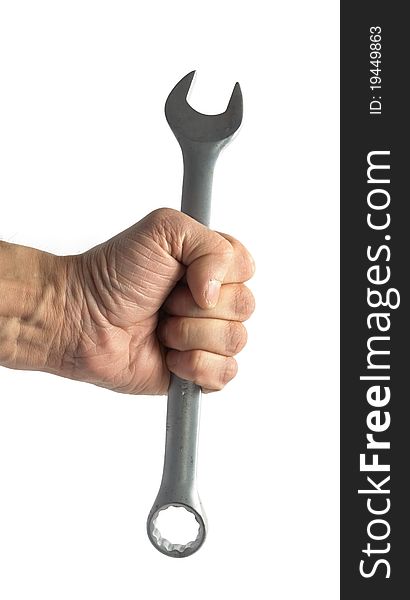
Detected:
[{"left": 147, "top": 71, "right": 243, "bottom": 558}]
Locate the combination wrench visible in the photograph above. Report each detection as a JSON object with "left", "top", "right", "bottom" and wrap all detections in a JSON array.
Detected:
[{"left": 147, "top": 71, "right": 243, "bottom": 558}]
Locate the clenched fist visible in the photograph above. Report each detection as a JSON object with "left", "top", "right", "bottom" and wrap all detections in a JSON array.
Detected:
[{"left": 0, "top": 208, "right": 255, "bottom": 394}]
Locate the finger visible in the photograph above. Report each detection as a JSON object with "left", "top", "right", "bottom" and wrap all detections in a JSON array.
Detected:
[
  {"left": 158, "top": 316, "right": 247, "bottom": 357},
  {"left": 138, "top": 209, "right": 255, "bottom": 309},
  {"left": 163, "top": 283, "right": 255, "bottom": 322},
  {"left": 166, "top": 349, "right": 238, "bottom": 391},
  {"left": 215, "top": 232, "right": 255, "bottom": 283}
]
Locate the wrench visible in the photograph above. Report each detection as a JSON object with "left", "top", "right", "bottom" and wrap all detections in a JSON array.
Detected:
[{"left": 147, "top": 71, "right": 243, "bottom": 558}]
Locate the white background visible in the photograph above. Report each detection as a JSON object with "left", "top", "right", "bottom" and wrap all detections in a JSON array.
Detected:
[{"left": 0, "top": 1, "right": 339, "bottom": 598}]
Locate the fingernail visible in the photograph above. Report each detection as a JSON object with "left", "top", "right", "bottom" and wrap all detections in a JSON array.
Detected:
[{"left": 205, "top": 279, "right": 221, "bottom": 307}]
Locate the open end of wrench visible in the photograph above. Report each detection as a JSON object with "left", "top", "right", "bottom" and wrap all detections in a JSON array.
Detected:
[
  {"left": 165, "top": 71, "right": 243, "bottom": 144},
  {"left": 147, "top": 503, "right": 206, "bottom": 558}
]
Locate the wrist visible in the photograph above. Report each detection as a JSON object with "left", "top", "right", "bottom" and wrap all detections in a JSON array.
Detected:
[{"left": 0, "top": 241, "right": 75, "bottom": 374}]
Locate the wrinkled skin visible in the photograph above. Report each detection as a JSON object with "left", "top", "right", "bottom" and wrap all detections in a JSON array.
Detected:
[{"left": 0, "top": 208, "right": 255, "bottom": 395}]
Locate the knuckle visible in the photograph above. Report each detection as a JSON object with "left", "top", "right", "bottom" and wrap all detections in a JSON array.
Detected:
[
  {"left": 222, "top": 240, "right": 235, "bottom": 263},
  {"left": 246, "top": 251, "right": 256, "bottom": 276},
  {"left": 185, "top": 353, "right": 237, "bottom": 391},
  {"left": 212, "top": 381, "right": 225, "bottom": 392},
  {"left": 149, "top": 207, "right": 179, "bottom": 223},
  {"left": 210, "top": 372, "right": 226, "bottom": 391},
  {"left": 221, "top": 357, "right": 238, "bottom": 386},
  {"left": 233, "top": 285, "right": 256, "bottom": 320},
  {"left": 225, "top": 321, "right": 247, "bottom": 355},
  {"left": 213, "top": 234, "right": 234, "bottom": 262}
]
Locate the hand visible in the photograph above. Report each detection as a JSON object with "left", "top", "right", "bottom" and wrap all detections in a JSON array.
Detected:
[
  {"left": 60, "top": 208, "right": 255, "bottom": 394},
  {"left": 0, "top": 209, "right": 255, "bottom": 395}
]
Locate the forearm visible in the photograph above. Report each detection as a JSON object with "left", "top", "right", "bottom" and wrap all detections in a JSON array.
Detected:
[
  {"left": 0, "top": 238, "right": 146, "bottom": 390},
  {"left": 0, "top": 241, "right": 72, "bottom": 373}
]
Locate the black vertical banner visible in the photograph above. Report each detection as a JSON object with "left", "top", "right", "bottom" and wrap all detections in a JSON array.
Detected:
[{"left": 341, "top": 2, "right": 409, "bottom": 598}]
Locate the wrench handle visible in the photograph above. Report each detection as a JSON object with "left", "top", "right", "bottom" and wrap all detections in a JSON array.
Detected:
[
  {"left": 164, "top": 143, "right": 219, "bottom": 475},
  {"left": 147, "top": 143, "right": 219, "bottom": 558},
  {"left": 162, "top": 144, "right": 218, "bottom": 481},
  {"left": 180, "top": 142, "right": 218, "bottom": 226}
]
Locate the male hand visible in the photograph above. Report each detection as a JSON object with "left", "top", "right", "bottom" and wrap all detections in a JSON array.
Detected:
[{"left": 0, "top": 209, "right": 255, "bottom": 395}]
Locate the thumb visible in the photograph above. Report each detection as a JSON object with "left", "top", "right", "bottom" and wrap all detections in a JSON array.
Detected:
[
  {"left": 142, "top": 208, "right": 234, "bottom": 309},
  {"left": 185, "top": 245, "right": 233, "bottom": 309}
]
